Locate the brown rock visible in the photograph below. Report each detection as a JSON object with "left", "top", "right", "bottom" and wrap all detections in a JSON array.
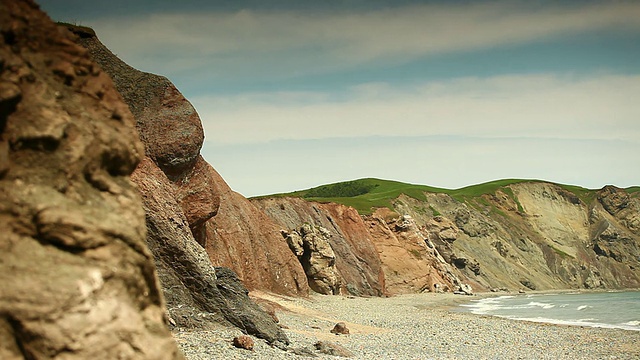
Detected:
[
  {"left": 72, "top": 24, "right": 288, "bottom": 344},
  {"left": 75, "top": 32, "right": 204, "bottom": 179},
  {"left": 233, "top": 335, "right": 254, "bottom": 351},
  {"left": 0, "top": 1, "right": 181, "bottom": 358},
  {"left": 368, "top": 208, "right": 463, "bottom": 295},
  {"left": 330, "top": 322, "right": 350, "bottom": 335},
  {"left": 205, "top": 169, "right": 309, "bottom": 296}
]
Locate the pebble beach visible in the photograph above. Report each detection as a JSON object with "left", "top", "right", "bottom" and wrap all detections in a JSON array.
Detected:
[{"left": 174, "top": 292, "right": 640, "bottom": 359}]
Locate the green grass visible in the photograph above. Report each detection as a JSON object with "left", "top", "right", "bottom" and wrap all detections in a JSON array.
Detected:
[
  {"left": 255, "top": 178, "right": 448, "bottom": 214},
  {"left": 254, "top": 178, "right": 637, "bottom": 215},
  {"left": 501, "top": 186, "right": 525, "bottom": 213},
  {"left": 429, "top": 205, "right": 441, "bottom": 217},
  {"left": 626, "top": 186, "right": 640, "bottom": 196}
]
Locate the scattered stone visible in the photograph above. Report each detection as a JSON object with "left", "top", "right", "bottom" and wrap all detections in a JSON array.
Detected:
[
  {"left": 272, "top": 340, "right": 289, "bottom": 351},
  {"left": 314, "top": 341, "right": 354, "bottom": 357},
  {"left": 232, "top": 335, "right": 254, "bottom": 351},
  {"left": 330, "top": 322, "right": 350, "bottom": 335}
]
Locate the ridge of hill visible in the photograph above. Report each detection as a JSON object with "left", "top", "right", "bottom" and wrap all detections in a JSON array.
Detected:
[{"left": 256, "top": 178, "right": 636, "bottom": 215}]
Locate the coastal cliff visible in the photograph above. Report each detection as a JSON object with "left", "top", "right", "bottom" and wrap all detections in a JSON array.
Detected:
[
  {"left": 253, "top": 180, "right": 640, "bottom": 294},
  {"left": 68, "top": 23, "right": 290, "bottom": 344}
]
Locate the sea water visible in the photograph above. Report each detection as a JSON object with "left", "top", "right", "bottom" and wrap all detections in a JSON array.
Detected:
[{"left": 459, "top": 291, "right": 640, "bottom": 331}]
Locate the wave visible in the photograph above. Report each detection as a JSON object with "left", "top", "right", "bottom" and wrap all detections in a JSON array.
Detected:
[
  {"left": 505, "top": 316, "right": 640, "bottom": 332},
  {"left": 459, "top": 291, "right": 640, "bottom": 332},
  {"left": 527, "top": 301, "right": 555, "bottom": 309}
]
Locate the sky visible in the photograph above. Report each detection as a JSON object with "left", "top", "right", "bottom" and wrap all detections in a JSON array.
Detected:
[{"left": 39, "top": 0, "right": 640, "bottom": 197}]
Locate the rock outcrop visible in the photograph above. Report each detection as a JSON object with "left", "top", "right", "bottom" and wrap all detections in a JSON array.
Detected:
[
  {"left": 366, "top": 208, "right": 470, "bottom": 294},
  {"left": 0, "top": 0, "right": 181, "bottom": 358},
  {"left": 282, "top": 224, "right": 341, "bottom": 295},
  {"left": 254, "top": 197, "right": 385, "bottom": 296},
  {"left": 393, "top": 183, "right": 640, "bottom": 291},
  {"left": 70, "top": 23, "right": 288, "bottom": 343}
]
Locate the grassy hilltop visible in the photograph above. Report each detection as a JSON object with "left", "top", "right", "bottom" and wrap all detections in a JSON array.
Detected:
[{"left": 256, "top": 178, "right": 640, "bottom": 215}]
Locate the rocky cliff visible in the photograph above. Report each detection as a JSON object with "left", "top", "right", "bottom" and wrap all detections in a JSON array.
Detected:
[
  {"left": 0, "top": 1, "right": 181, "bottom": 358},
  {"left": 202, "top": 170, "right": 309, "bottom": 296},
  {"left": 254, "top": 180, "right": 640, "bottom": 294},
  {"left": 68, "top": 23, "right": 288, "bottom": 344}
]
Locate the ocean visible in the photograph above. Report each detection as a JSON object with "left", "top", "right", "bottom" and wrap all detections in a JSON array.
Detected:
[{"left": 459, "top": 291, "right": 640, "bottom": 331}]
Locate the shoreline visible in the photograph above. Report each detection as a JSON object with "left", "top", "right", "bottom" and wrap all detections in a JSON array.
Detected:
[{"left": 174, "top": 291, "right": 640, "bottom": 359}]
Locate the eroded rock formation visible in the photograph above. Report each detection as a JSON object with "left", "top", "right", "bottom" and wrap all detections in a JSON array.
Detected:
[
  {"left": 70, "top": 23, "right": 288, "bottom": 343},
  {"left": 254, "top": 197, "right": 385, "bottom": 296},
  {"left": 282, "top": 224, "right": 341, "bottom": 295},
  {"left": 0, "top": 0, "right": 181, "bottom": 358}
]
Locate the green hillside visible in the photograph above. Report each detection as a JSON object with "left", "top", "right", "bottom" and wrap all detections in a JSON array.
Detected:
[{"left": 254, "top": 178, "right": 638, "bottom": 215}]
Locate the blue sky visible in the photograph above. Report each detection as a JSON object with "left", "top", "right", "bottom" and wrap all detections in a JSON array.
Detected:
[{"left": 40, "top": 1, "right": 640, "bottom": 196}]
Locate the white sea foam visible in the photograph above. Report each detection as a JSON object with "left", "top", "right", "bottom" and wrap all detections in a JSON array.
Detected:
[
  {"left": 461, "top": 295, "right": 523, "bottom": 314},
  {"left": 527, "top": 301, "right": 555, "bottom": 309},
  {"left": 459, "top": 291, "right": 640, "bottom": 332}
]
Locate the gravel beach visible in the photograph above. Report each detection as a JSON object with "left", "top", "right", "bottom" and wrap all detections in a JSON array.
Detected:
[{"left": 173, "top": 292, "right": 640, "bottom": 359}]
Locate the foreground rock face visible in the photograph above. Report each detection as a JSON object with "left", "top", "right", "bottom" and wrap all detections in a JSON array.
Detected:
[
  {"left": 71, "top": 24, "right": 288, "bottom": 343},
  {"left": 0, "top": 0, "right": 181, "bottom": 358}
]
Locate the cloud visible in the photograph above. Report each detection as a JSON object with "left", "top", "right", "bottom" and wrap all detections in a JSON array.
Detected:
[
  {"left": 88, "top": 1, "right": 640, "bottom": 79},
  {"left": 192, "top": 73, "right": 640, "bottom": 145}
]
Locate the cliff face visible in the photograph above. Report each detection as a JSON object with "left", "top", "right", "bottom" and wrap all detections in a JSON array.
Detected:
[
  {"left": 67, "top": 24, "right": 638, "bottom": 304},
  {"left": 393, "top": 182, "right": 640, "bottom": 291},
  {"left": 252, "top": 182, "right": 639, "bottom": 295},
  {"left": 71, "top": 25, "right": 289, "bottom": 344},
  {"left": 0, "top": 1, "right": 180, "bottom": 358},
  {"left": 202, "top": 170, "right": 309, "bottom": 296}
]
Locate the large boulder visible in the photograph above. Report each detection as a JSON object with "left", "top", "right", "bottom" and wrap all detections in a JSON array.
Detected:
[{"left": 0, "top": 0, "right": 181, "bottom": 358}]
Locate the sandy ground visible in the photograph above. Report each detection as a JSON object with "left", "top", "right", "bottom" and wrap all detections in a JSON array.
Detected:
[{"left": 173, "top": 291, "right": 640, "bottom": 359}]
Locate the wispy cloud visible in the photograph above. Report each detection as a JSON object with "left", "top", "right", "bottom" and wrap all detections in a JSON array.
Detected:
[
  {"left": 192, "top": 73, "right": 640, "bottom": 145},
  {"left": 89, "top": 1, "right": 640, "bottom": 78}
]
